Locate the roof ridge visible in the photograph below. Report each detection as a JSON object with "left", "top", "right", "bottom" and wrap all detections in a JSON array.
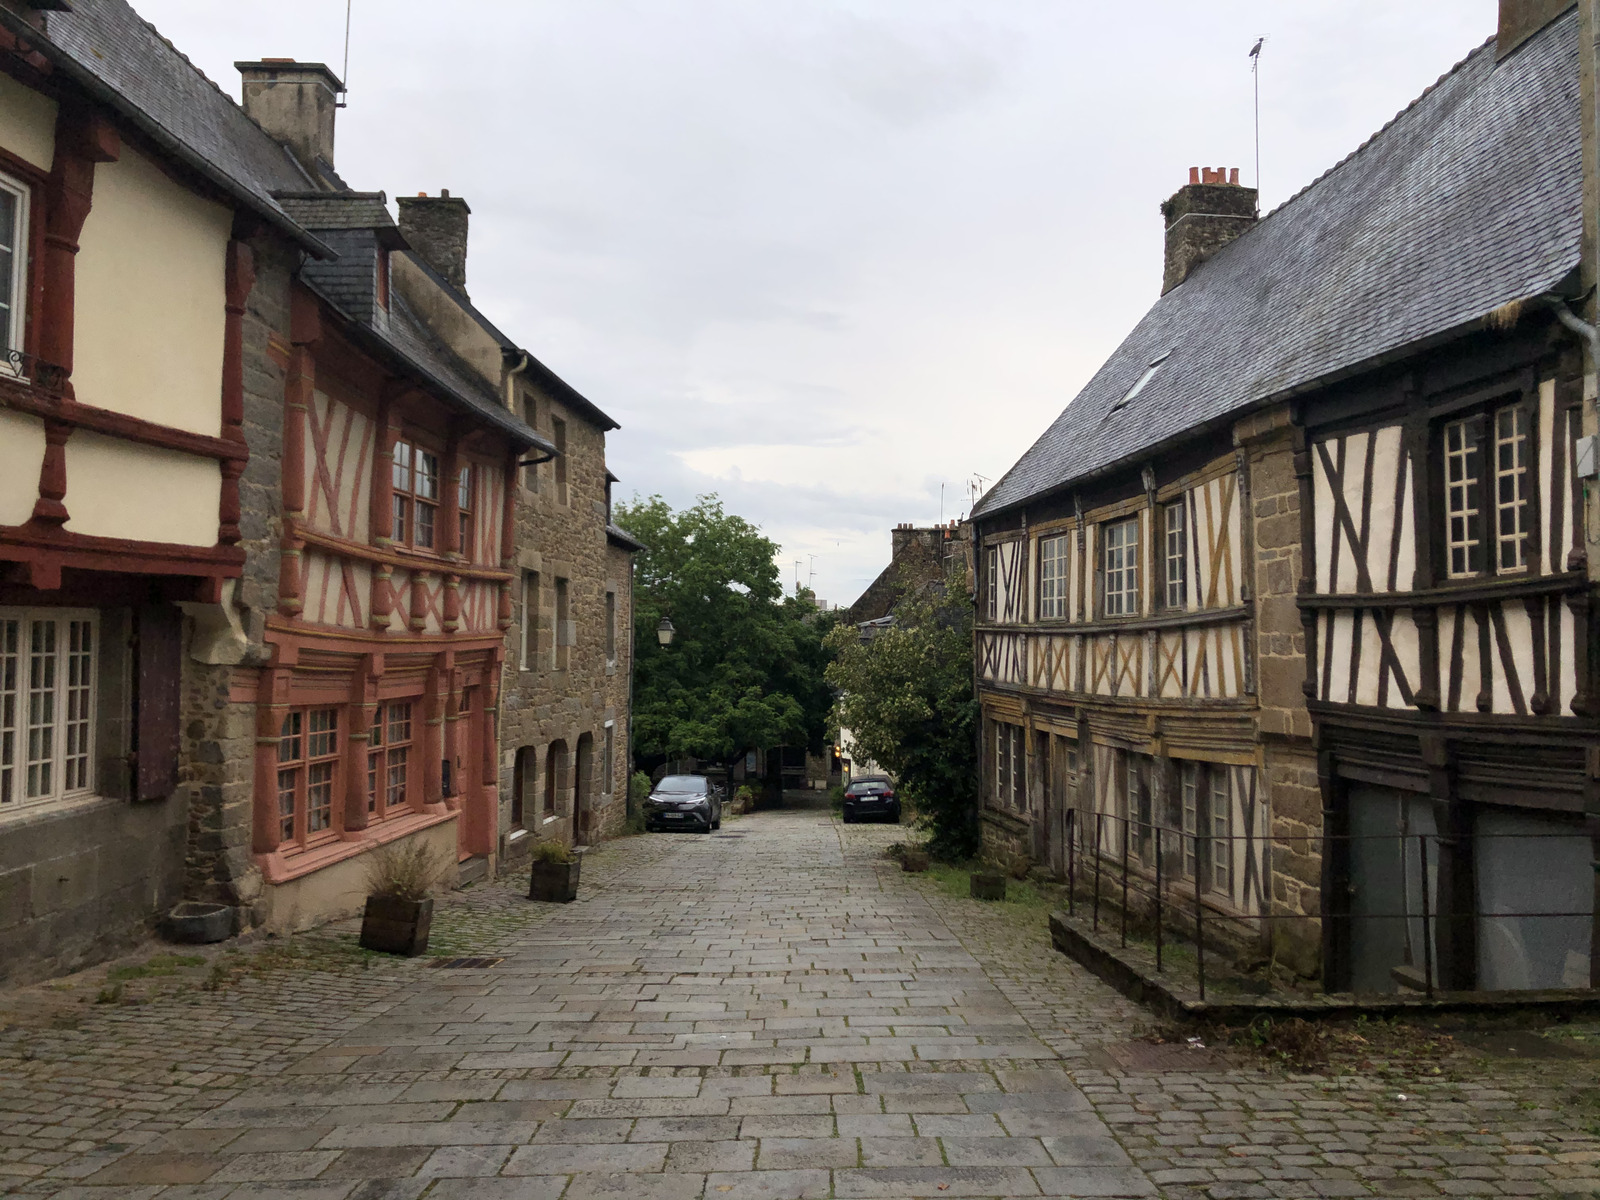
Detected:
[{"left": 1253, "top": 32, "right": 1496, "bottom": 227}]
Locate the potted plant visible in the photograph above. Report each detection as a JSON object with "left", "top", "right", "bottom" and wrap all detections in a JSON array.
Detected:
[
  {"left": 528, "top": 839, "right": 581, "bottom": 903},
  {"left": 359, "top": 841, "right": 445, "bottom": 955},
  {"left": 970, "top": 863, "right": 1007, "bottom": 901}
]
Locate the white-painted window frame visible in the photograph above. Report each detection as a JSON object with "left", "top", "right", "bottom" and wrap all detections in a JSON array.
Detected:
[
  {"left": 0, "top": 169, "right": 29, "bottom": 375},
  {"left": 1101, "top": 517, "right": 1140, "bottom": 617},
  {"left": 0, "top": 608, "right": 97, "bottom": 816},
  {"left": 1037, "top": 534, "right": 1069, "bottom": 619}
]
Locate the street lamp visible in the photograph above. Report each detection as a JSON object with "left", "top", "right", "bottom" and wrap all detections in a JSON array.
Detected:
[{"left": 656, "top": 616, "right": 676, "bottom": 647}]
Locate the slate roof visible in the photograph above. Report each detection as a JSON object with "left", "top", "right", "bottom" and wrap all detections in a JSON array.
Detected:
[
  {"left": 21, "top": 0, "right": 329, "bottom": 255},
  {"left": 606, "top": 524, "right": 646, "bottom": 552},
  {"left": 277, "top": 192, "right": 398, "bottom": 233},
  {"left": 974, "top": 13, "right": 1583, "bottom": 519}
]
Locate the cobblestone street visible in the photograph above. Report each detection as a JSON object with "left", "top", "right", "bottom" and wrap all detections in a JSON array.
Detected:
[{"left": 4, "top": 800, "right": 1600, "bottom": 1200}]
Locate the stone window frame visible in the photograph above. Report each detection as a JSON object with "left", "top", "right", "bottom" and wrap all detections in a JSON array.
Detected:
[
  {"left": 520, "top": 571, "right": 540, "bottom": 672},
  {"left": 0, "top": 607, "right": 98, "bottom": 816},
  {"left": 553, "top": 577, "right": 571, "bottom": 672},
  {"left": 602, "top": 722, "right": 615, "bottom": 797}
]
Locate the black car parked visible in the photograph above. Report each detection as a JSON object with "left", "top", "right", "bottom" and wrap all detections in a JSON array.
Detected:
[
  {"left": 644, "top": 775, "right": 723, "bottom": 833},
  {"left": 841, "top": 775, "right": 900, "bottom": 823}
]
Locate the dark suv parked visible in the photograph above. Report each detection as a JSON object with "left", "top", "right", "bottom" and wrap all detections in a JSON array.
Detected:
[
  {"left": 841, "top": 775, "right": 899, "bottom": 823},
  {"left": 644, "top": 775, "right": 723, "bottom": 833}
]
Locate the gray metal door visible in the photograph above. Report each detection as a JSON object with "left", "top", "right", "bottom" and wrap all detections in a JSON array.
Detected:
[{"left": 1347, "top": 785, "right": 1437, "bottom": 994}]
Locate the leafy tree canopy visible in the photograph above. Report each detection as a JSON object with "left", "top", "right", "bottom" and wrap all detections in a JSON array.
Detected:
[
  {"left": 825, "top": 563, "right": 979, "bottom": 859},
  {"left": 617, "top": 494, "right": 833, "bottom": 768}
]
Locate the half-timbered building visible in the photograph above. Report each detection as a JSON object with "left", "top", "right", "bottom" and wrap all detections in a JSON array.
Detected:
[
  {"left": 0, "top": 0, "right": 329, "bottom": 980},
  {"left": 972, "top": 0, "right": 1596, "bottom": 990}
]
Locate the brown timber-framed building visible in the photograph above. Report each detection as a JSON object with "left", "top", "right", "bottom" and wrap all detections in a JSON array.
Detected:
[{"left": 971, "top": 3, "right": 1598, "bottom": 990}]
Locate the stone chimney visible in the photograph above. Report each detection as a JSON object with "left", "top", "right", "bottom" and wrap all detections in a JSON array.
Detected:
[
  {"left": 1496, "top": 0, "right": 1574, "bottom": 60},
  {"left": 236, "top": 59, "right": 342, "bottom": 175},
  {"left": 397, "top": 192, "right": 471, "bottom": 293},
  {"left": 1160, "top": 167, "right": 1258, "bottom": 294}
]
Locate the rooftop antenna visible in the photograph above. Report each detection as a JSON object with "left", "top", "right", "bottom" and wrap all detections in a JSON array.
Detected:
[
  {"left": 337, "top": 0, "right": 353, "bottom": 109},
  {"left": 1249, "top": 37, "right": 1265, "bottom": 203},
  {"left": 808, "top": 555, "right": 817, "bottom": 590},
  {"left": 794, "top": 560, "right": 802, "bottom": 594}
]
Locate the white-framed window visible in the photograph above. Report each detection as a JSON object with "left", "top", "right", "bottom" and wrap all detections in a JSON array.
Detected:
[
  {"left": 1493, "top": 406, "right": 1530, "bottom": 573},
  {"left": 1444, "top": 419, "right": 1483, "bottom": 577},
  {"left": 393, "top": 440, "right": 441, "bottom": 550},
  {"left": 366, "top": 700, "right": 414, "bottom": 820},
  {"left": 1038, "top": 534, "right": 1069, "bottom": 620},
  {"left": 1102, "top": 517, "right": 1140, "bottom": 617},
  {"left": 993, "top": 721, "right": 1024, "bottom": 810},
  {"left": 1163, "top": 501, "right": 1187, "bottom": 609},
  {"left": 0, "top": 609, "right": 96, "bottom": 813},
  {"left": 1444, "top": 404, "right": 1532, "bottom": 579},
  {"left": 277, "top": 706, "right": 340, "bottom": 850},
  {"left": 1179, "top": 760, "right": 1231, "bottom": 894},
  {"left": 0, "top": 170, "right": 28, "bottom": 373}
]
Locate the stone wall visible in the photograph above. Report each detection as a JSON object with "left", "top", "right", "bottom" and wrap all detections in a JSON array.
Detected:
[
  {"left": 497, "top": 382, "right": 632, "bottom": 867},
  {"left": 1235, "top": 403, "right": 1322, "bottom": 976},
  {"left": 178, "top": 234, "right": 293, "bottom": 929}
]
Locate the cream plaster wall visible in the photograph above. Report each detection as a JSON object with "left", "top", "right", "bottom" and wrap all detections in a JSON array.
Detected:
[
  {"left": 73, "top": 145, "right": 230, "bottom": 435},
  {"left": 63, "top": 432, "right": 220, "bottom": 545},
  {"left": 0, "top": 73, "right": 57, "bottom": 171},
  {"left": 259, "top": 819, "right": 460, "bottom": 934},
  {"left": 0, "top": 409, "right": 43, "bottom": 526}
]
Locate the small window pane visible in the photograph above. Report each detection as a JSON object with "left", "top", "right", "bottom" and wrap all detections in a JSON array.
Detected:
[
  {"left": 1164, "top": 502, "right": 1187, "bottom": 609},
  {"left": 1493, "top": 406, "right": 1530, "bottom": 572},
  {"left": 1039, "top": 535, "right": 1069, "bottom": 619}
]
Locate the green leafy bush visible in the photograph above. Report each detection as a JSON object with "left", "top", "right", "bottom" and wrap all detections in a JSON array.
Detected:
[{"left": 531, "top": 840, "right": 572, "bottom": 865}]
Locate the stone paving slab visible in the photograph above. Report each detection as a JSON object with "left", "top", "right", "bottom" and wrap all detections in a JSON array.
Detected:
[{"left": 5, "top": 801, "right": 1600, "bottom": 1200}]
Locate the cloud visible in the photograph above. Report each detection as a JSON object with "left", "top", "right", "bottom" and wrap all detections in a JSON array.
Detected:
[{"left": 133, "top": 0, "right": 1498, "bottom": 604}]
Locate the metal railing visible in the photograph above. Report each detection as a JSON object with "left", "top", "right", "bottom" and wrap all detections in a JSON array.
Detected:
[{"left": 1060, "top": 808, "right": 1595, "bottom": 1000}]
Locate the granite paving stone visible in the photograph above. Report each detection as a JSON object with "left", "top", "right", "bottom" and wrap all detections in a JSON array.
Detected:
[{"left": 5, "top": 798, "right": 1600, "bottom": 1200}]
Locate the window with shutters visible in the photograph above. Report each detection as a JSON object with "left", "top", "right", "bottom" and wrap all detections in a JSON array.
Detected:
[
  {"left": 1038, "top": 534, "right": 1069, "bottom": 619},
  {"left": 0, "top": 170, "right": 28, "bottom": 373},
  {"left": 0, "top": 609, "right": 96, "bottom": 815},
  {"left": 1443, "top": 401, "right": 1532, "bottom": 579},
  {"left": 1101, "top": 517, "right": 1140, "bottom": 616}
]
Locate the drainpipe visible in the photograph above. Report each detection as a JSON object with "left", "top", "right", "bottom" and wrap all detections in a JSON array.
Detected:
[
  {"left": 504, "top": 351, "right": 530, "bottom": 411},
  {"left": 1543, "top": 294, "right": 1600, "bottom": 362}
]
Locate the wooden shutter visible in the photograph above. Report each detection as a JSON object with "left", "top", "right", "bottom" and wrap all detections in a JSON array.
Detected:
[{"left": 135, "top": 603, "right": 182, "bottom": 801}]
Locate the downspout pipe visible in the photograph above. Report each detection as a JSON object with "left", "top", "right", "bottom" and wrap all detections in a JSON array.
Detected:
[
  {"left": 1540, "top": 294, "right": 1600, "bottom": 363},
  {"left": 504, "top": 351, "right": 531, "bottom": 411}
]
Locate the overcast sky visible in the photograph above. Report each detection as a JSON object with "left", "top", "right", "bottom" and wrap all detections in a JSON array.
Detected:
[{"left": 136, "top": 0, "right": 1497, "bottom": 606}]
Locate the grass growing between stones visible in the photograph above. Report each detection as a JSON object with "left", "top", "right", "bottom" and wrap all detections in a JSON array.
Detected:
[{"left": 916, "top": 861, "right": 1057, "bottom": 915}]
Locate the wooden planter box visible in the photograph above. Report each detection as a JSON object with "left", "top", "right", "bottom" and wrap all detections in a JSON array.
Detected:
[
  {"left": 529, "top": 857, "right": 581, "bottom": 903},
  {"left": 970, "top": 871, "right": 1007, "bottom": 901},
  {"left": 901, "top": 848, "right": 930, "bottom": 873},
  {"left": 359, "top": 895, "right": 434, "bottom": 956}
]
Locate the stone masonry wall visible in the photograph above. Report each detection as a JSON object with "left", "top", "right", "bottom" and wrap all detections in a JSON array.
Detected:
[
  {"left": 497, "top": 384, "right": 632, "bottom": 869},
  {"left": 1236, "top": 403, "right": 1323, "bottom": 977},
  {"left": 178, "top": 234, "right": 294, "bottom": 927}
]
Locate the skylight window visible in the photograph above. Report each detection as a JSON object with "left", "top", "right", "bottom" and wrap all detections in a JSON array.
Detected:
[{"left": 1108, "top": 353, "right": 1171, "bottom": 416}]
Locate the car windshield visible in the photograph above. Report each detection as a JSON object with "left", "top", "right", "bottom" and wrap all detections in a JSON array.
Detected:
[
  {"left": 848, "top": 778, "right": 890, "bottom": 793},
  {"left": 655, "top": 776, "right": 706, "bottom": 794}
]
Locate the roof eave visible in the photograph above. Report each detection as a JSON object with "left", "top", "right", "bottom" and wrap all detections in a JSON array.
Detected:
[{"left": 606, "top": 524, "right": 645, "bottom": 552}]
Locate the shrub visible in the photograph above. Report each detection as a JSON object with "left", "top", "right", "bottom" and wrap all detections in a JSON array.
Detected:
[
  {"left": 531, "top": 840, "right": 572, "bottom": 865},
  {"left": 629, "top": 770, "right": 653, "bottom": 806},
  {"left": 829, "top": 783, "right": 845, "bottom": 811},
  {"left": 363, "top": 839, "right": 447, "bottom": 902}
]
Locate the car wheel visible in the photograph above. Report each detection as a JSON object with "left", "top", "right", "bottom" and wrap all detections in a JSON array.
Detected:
[{"left": 842, "top": 808, "right": 854, "bottom": 824}]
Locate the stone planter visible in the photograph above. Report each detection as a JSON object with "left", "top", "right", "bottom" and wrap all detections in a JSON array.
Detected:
[
  {"left": 970, "top": 871, "right": 1007, "bottom": 901},
  {"left": 164, "top": 901, "right": 233, "bottom": 944},
  {"left": 901, "top": 848, "right": 930, "bottom": 873},
  {"left": 529, "top": 856, "right": 581, "bottom": 903},
  {"left": 359, "top": 895, "right": 434, "bottom": 955}
]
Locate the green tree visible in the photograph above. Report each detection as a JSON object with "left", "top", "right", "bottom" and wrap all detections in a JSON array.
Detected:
[
  {"left": 617, "top": 494, "right": 833, "bottom": 773},
  {"left": 825, "top": 562, "right": 979, "bottom": 859}
]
